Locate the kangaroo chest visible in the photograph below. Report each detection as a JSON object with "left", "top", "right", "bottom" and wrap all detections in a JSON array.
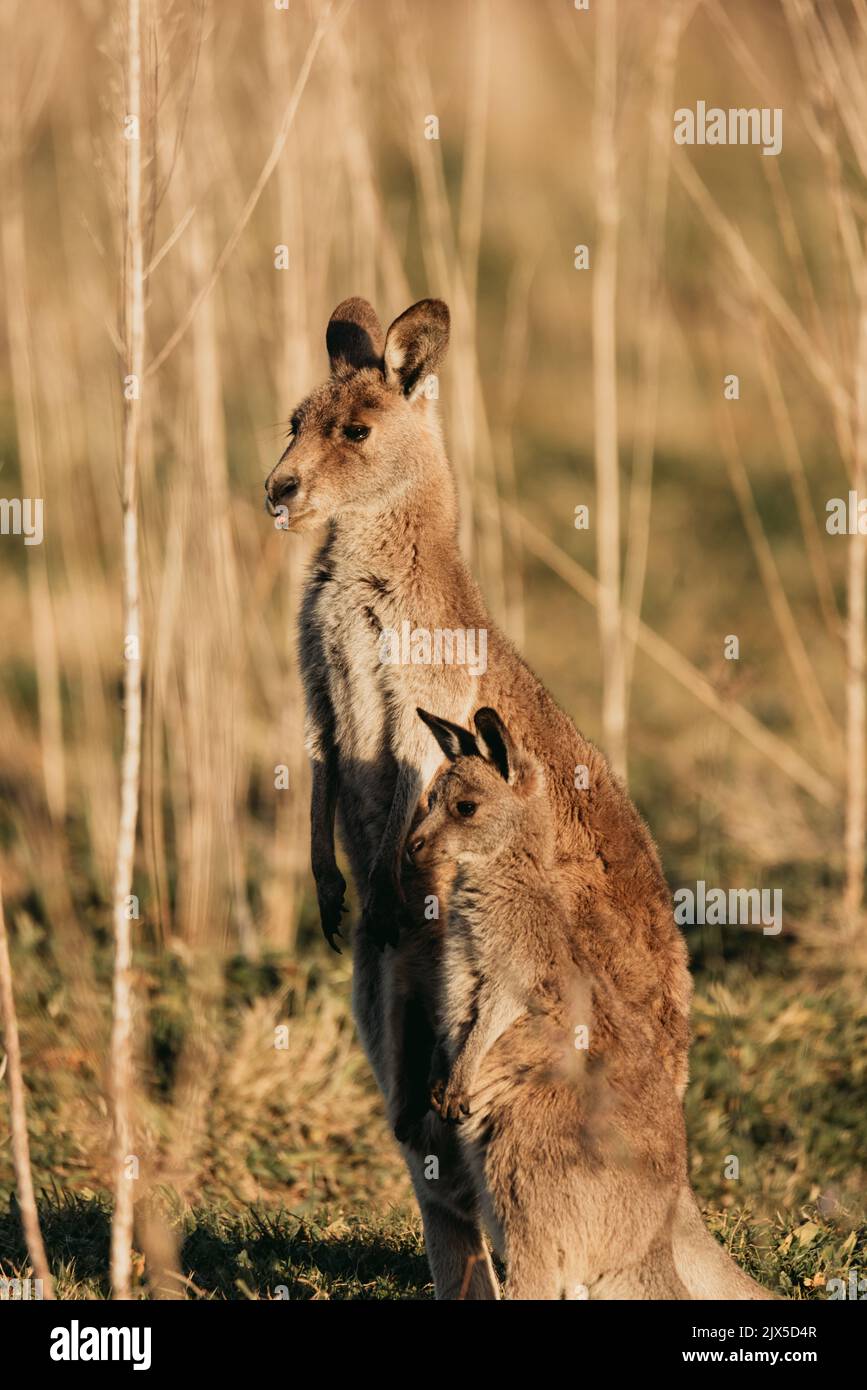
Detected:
[
  {"left": 304, "top": 535, "right": 476, "bottom": 772},
  {"left": 305, "top": 555, "right": 396, "bottom": 768}
]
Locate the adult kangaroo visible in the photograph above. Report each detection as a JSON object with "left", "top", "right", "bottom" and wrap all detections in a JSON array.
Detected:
[{"left": 265, "top": 295, "right": 773, "bottom": 1300}]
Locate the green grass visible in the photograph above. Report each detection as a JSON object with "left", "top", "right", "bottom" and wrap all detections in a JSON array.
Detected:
[
  {"left": 1, "top": 917, "right": 865, "bottom": 1299},
  {"left": 0, "top": 1195, "right": 432, "bottom": 1300}
]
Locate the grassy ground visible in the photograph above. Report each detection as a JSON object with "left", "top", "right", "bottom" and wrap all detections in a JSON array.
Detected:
[{"left": 1, "top": 907, "right": 864, "bottom": 1299}]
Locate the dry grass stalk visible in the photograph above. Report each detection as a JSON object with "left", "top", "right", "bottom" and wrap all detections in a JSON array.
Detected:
[
  {"left": 623, "top": 0, "right": 687, "bottom": 707},
  {"left": 0, "top": 877, "right": 53, "bottom": 1296},
  {"left": 676, "top": 157, "right": 855, "bottom": 463},
  {"left": 494, "top": 255, "right": 535, "bottom": 648},
  {"left": 393, "top": 0, "right": 470, "bottom": 556},
  {"left": 110, "top": 0, "right": 146, "bottom": 1301},
  {"left": 174, "top": 143, "right": 248, "bottom": 950},
  {"left": 592, "top": 0, "right": 626, "bottom": 778},
  {"left": 260, "top": 16, "right": 315, "bottom": 951},
  {"left": 711, "top": 0, "right": 866, "bottom": 921},
  {"left": 753, "top": 313, "right": 841, "bottom": 640},
  {"left": 145, "top": 0, "right": 350, "bottom": 380},
  {"left": 393, "top": 0, "right": 508, "bottom": 624},
  {"left": 845, "top": 277, "right": 867, "bottom": 929},
  {"left": 0, "top": 83, "right": 66, "bottom": 826},
  {"left": 716, "top": 401, "right": 840, "bottom": 760},
  {"left": 454, "top": 0, "right": 508, "bottom": 617}
]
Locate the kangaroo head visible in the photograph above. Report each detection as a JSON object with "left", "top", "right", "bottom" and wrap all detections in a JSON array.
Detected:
[
  {"left": 264, "top": 296, "right": 450, "bottom": 531},
  {"left": 407, "top": 707, "right": 550, "bottom": 870}
]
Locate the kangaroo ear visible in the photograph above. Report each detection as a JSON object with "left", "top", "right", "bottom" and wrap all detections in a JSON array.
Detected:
[
  {"left": 326, "top": 297, "right": 384, "bottom": 372},
  {"left": 417, "top": 707, "right": 478, "bottom": 762},
  {"left": 383, "top": 299, "right": 450, "bottom": 399},
  {"left": 473, "top": 707, "right": 520, "bottom": 783}
]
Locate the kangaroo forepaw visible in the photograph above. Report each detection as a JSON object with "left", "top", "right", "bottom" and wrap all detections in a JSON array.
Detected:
[
  {"left": 430, "top": 1075, "right": 471, "bottom": 1124},
  {"left": 317, "top": 871, "right": 348, "bottom": 953}
]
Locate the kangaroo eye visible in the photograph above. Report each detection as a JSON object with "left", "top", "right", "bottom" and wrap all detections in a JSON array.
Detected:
[
  {"left": 456, "top": 801, "right": 477, "bottom": 819},
  {"left": 344, "top": 423, "right": 370, "bottom": 442}
]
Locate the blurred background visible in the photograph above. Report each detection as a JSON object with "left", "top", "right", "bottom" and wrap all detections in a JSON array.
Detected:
[{"left": 0, "top": 0, "right": 864, "bottom": 1297}]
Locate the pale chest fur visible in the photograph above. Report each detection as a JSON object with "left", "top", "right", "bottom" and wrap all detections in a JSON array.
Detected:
[
  {"left": 312, "top": 558, "right": 393, "bottom": 766},
  {"left": 303, "top": 541, "right": 476, "bottom": 797},
  {"left": 441, "top": 888, "right": 525, "bottom": 1056}
]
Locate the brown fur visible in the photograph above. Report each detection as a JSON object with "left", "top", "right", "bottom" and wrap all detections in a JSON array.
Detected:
[
  {"left": 265, "top": 296, "right": 774, "bottom": 1300},
  {"left": 408, "top": 707, "right": 689, "bottom": 1298}
]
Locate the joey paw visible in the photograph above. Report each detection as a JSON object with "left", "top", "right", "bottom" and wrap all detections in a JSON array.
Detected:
[{"left": 430, "top": 1076, "right": 471, "bottom": 1124}]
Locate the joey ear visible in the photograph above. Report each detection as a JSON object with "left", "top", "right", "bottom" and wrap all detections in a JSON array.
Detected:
[
  {"left": 326, "top": 297, "right": 384, "bottom": 372},
  {"left": 417, "top": 707, "right": 478, "bottom": 762},
  {"left": 384, "top": 299, "right": 450, "bottom": 398},
  {"left": 473, "top": 707, "right": 519, "bottom": 783}
]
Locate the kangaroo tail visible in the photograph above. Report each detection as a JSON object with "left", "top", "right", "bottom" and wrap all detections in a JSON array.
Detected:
[{"left": 671, "top": 1187, "right": 778, "bottom": 1300}]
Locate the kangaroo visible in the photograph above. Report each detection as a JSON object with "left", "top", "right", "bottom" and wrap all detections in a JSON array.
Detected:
[
  {"left": 264, "top": 295, "right": 774, "bottom": 1300},
  {"left": 408, "top": 705, "right": 691, "bottom": 1299}
]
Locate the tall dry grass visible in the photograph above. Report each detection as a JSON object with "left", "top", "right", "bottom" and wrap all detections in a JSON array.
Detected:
[
  {"left": 0, "top": 878, "right": 52, "bottom": 1296},
  {"left": 590, "top": 0, "right": 626, "bottom": 780},
  {"left": 0, "top": 0, "right": 865, "bottom": 1292},
  {"left": 110, "top": 0, "right": 146, "bottom": 1300}
]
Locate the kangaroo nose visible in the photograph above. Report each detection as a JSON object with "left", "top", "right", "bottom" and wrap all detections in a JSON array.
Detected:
[
  {"left": 407, "top": 834, "right": 425, "bottom": 860},
  {"left": 266, "top": 475, "right": 300, "bottom": 515},
  {"left": 275, "top": 475, "right": 300, "bottom": 502}
]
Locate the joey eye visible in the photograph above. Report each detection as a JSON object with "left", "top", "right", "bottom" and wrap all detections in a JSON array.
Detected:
[
  {"left": 456, "top": 801, "right": 477, "bottom": 819},
  {"left": 343, "top": 423, "right": 370, "bottom": 443}
]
